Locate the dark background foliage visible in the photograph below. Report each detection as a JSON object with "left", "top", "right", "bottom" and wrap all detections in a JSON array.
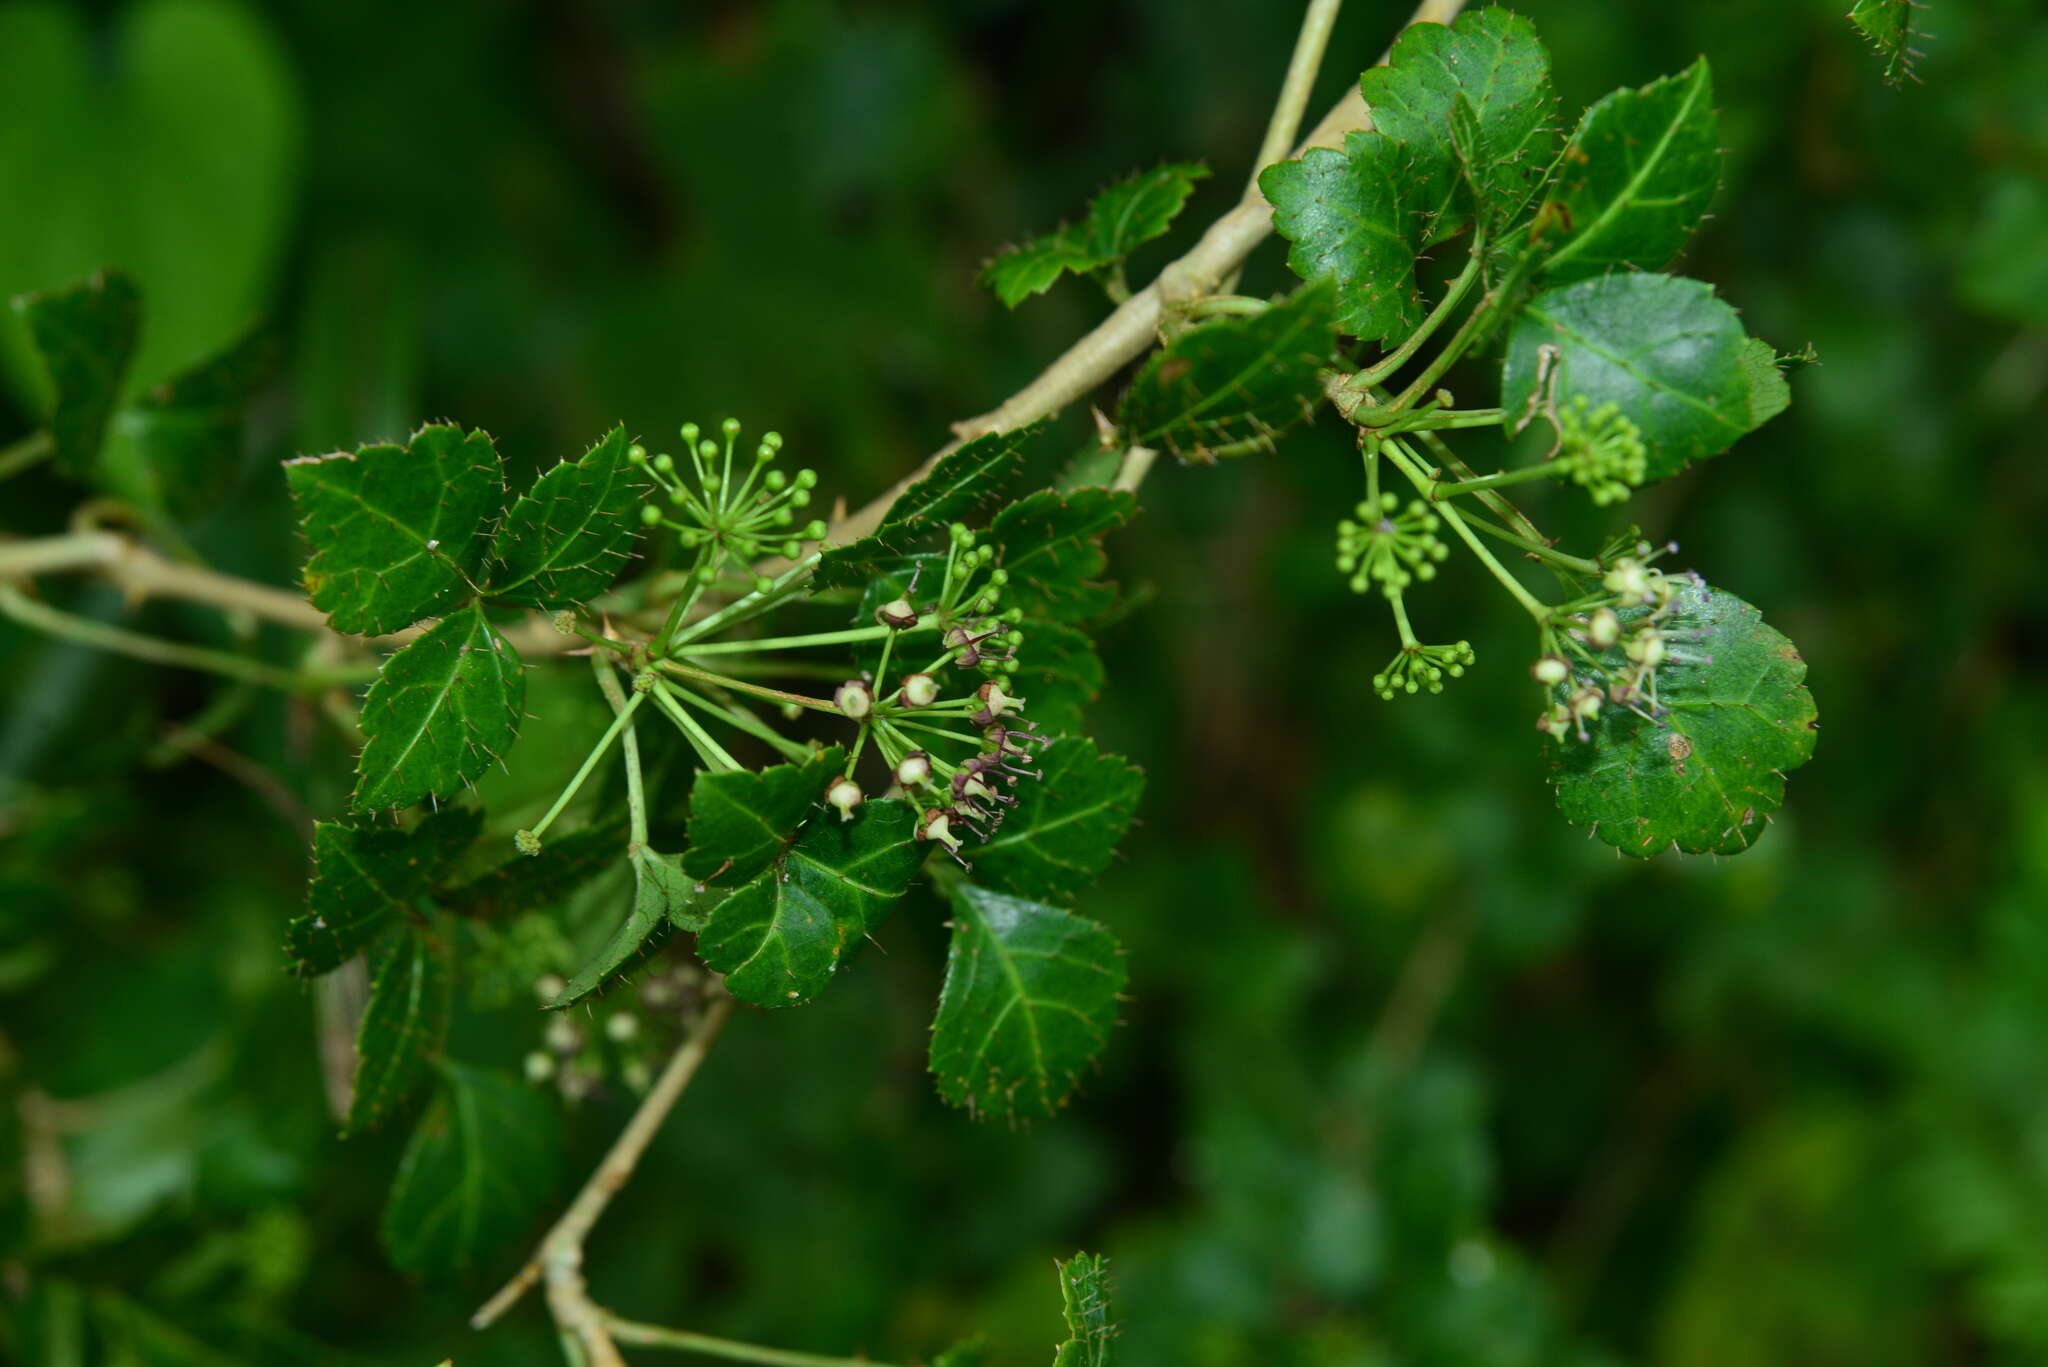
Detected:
[{"left": 2, "top": 0, "right": 2045, "bottom": 1362}]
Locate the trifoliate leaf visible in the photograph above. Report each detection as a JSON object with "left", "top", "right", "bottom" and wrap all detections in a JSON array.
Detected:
[
  {"left": 1501, "top": 274, "right": 1759, "bottom": 482},
  {"left": 382, "top": 1061, "right": 559, "bottom": 1276},
  {"left": 345, "top": 925, "right": 451, "bottom": 1136},
  {"left": 1848, "top": 0, "right": 1926, "bottom": 85},
  {"left": 102, "top": 326, "right": 277, "bottom": 522},
  {"left": 813, "top": 426, "right": 1040, "bottom": 590},
  {"left": 1541, "top": 61, "right": 1719, "bottom": 284},
  {"left": 973, "top": 740, "right": 1143, "bottom": 904},
  {"left": 1052, "top": 1252, "right": 1120, "bottom": 1367},
  {"left": 284, "top": 424, "right": 504, "bottom": 635},
  {"left": 929, "top": 883, "right": 1125, "bottom": 1122},
  {"left": 352, "top": 601, "right": 525, "bottom": 812},
  {"left": 983, "top": 163, "right": 1209, "bottom": 307},
  {"left": 490, "top": 424, "right": 642, "bottom": 608},
  {"left": 697, "top": 800, "right": 923, "bottom": 1008},
  {"left": 1360, "top": 8, "right": 1556, "bottom": 241},
  {"left": 1261, "top": 132, "right": 1424, "bottom": 343},
  {"left": 288, "top": 811, "right": 476, "bottom": 975},
  {"left": 989, "top": 488, "right": 1135, "bottom": 624},
  {"left": 550, "top": 849, "right": 710, "bottom": 1008},
  {"left": 682, "top": 747, "right": 843, "bottom": 885},
  {"left": 1547, "top": 580, "right": 1818, "bottom": 857},
  {"left": 1118, "top": 283, "right": 1336, "bottom": 460},
  {"left": 13, "top": 270, "right": 139, "bottom": 476}
]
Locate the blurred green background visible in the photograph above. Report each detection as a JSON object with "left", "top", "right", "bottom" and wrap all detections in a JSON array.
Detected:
[{"left": 2, "top": 0, "right": 2046, "bottom": 1363}]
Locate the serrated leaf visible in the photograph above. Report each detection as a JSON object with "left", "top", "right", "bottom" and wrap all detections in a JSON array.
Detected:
[
  {"left": 697, "top": 799, "right": 923, "bottom": 1008},
  {"left": 1546, "top": 580, "right": 1818, "bottom": 857},
  {"left": 437, "top": 821, "right": 622, "bottom": 918},
  {"left": 984, "top": 163, "right": 1208, "bottom": 307},
  {"left": 1118, "top": 283, "right": 1335, "bottom": 460},
  {"left": 550, "top": 849, "right": 710, "bottom": 1008},
  {"left": 1261, "top": 133, "right": 1423, "bottom": 343},
  {"left": 490, "top": 424, "right": 642, "bottom": 608},
  {"left": 1360, "top": 9, "right": 1556, "bottom": 241},
  {"left": 989, "top": 488, "right": 1135, "bottom": 624},
  {"left": 382, "top": 1061, "right": 559, "bottom": 1276},
  {"left": 1848, "top": 0, "right": 1926, "bottom": 85},
  {"left": 288, "top": 813, "right": 473, "bottom": 975},
  {"left": 352, "top": 601, "right": 525, "bottom": 812},
  {"left": 284, "top": 424, "right": 504, "bottom": 635},
  {"left": 103, "top": 325, "right": 277, "bottom": 522},
  {"left": 1501, "top": 274, "right": 1759, "bottom": 482},
  {"left": 1052, "top": 1252, "right": 1119, "bottom": 1367},
  {"left": 814, "top": 427, "right": 1040, "bottom": 590},
  {"left": 13, "top": 270, "right": 139, "bottom": 476},
  {"left": 1541, "top": 61, "right": 1719, "bottom": 284},
  {"left": 1737, "top": 337, "right": 1792, "bottom": 429},
  {"left": 929, "top": 883, "right": 1125, "bottom": 1122},
  {"left": 1011, "top": 619, "right": 1104, "bottom": 737},
  {"left": 346, "top": 925, "right": 451, "bottom": 1135},
  {"left": 682, "top": 747, "right": 844, "bottom": 885},
  {"left": 973, "top": 740, "right": 1143, "bottom": 904}
]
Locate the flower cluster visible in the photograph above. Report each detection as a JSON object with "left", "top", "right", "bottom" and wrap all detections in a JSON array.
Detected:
[
  {"left": 631, "top": 418, "right": 828, "bottom": 589},
  {"left": 1336, "top": 493, "right": 1449, "bottom": 595},
  {"left": 1532, "top": 547, "right": 1710, "bottom": 740},
  {"left": 1373, "top": 639, "right": 1475, "bottom": 700},
  {"left": 826, "top": 523, "right": 1041, "bottom": 865},
  {"left": 1552, "top": 396, "right": 1647, "bottom": 506}
]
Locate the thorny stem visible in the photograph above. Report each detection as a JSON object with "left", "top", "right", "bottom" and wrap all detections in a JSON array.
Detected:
[
  {"left": 1433, "top": 462, "right": 1563, "bottom": 498},
  {"left": 1460, "top": 511, "right": 1601, "bottom": 576},
  {"left": 1353, "top": 248, "right": 1485, "bottom": 389},
  {"left": 0, "top": 584, "right": 374, "bottom": 693},
  {"left": 604, "top": 1318, "right": 907, "bottom": 1367},
  {"left": 472, "top": 996, "right": 737, "bottom": 1359}
]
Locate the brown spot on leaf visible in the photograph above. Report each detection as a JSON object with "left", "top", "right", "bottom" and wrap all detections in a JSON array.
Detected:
[{"left": 1667, "top": 732, "right": 1693, "bottom": 775}]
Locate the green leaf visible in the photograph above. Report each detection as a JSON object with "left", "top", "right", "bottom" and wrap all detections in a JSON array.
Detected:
[
  {"left": 437, "top": 821, "right": 623, "bottom": 919},
  {"left": 490, "top": 424, "right": 643, "bottom": 608},
  {"left": 1360, "top": 8, "right": 1557, "bottom": 240},
  {"left": 1501, "top": 274, "right": 1759, "bottom": 482},
  {"left": 682, "top": 747, "right": 843, "bottom": 885},
  {"left": 1118, "top": 283, "right": 1336, "bottom": 460},
  {"left": 1051, "top": 1252, "right": 1120, "bottom": 1367},
  {"left": 1261, "top": 132, "right": 1424, "bottom": 343},
  {"left": 103, "top": 325, "right": 278, "bottom": 521},
  {"left": 285, "top": 424, "right": 504, "bottom": 635},
  {"left": 983, "top": 163, "right": 1208, "bottom": 307},
  {"left": 989, "top": 488, "right": 1135, "bottom": 624},
  {"left": 13, "top": 270, "right": 139, "bottom": 476},
  {"left": 1546, "top": 580, "right": 1818, "bottom": 857},
  {"left": 973, "top": 740, "right": 1143, "bottom": 904},
  {"left": 1541, "top": 61, "right": 1719, "bottom": 284},
  {"left": 381, "top": 1061, "right": 560, "bottom": 1276},
  {"left": 697, "top": 799, "right": 923, "bottom": 1008},
  {"left": 814, "top": 426, "right": 1040, "bottom": 589},
  {"left": 1848, "top": 0, "right": 1926, "bottom": 85},
  {"left": 352, "top": 601, "right": 525, "bottom": 812},
  {"left": 288, "top": 814, "right": 472, "bottom": 975},
  {"left": 1010, "top": 619, "right": 1105, "bottom": 737},
  {"left": 1737, "top": 337, "right": 1792, "bottom": 430},
  {"left": 928, "top": 883, "right": 1125, "bottom": 1122},
  {"left": 549, "top": 850, "right": 709, "bottom": 1008},
  {"left": 345, "top": 925, "right": 452, "bottom": 1136},
  {"left": 0, "top": 1, "right": 299, "bottom": 406}
]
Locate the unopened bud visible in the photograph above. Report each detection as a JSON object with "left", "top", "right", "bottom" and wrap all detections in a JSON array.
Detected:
[
  {"left": 917, "top": 808, "right": 963, "bottom": 853},
  {"left": 514, "top": 828, "right": 543, "bottom": 856},
  {"left": 895, "top": 751, "right": 932, "bottom": 788},
  {"left": 1588, "top": 608, "right": 1621, "bottom": 649},
  {"left": 970, "top": 680, "right": 1021, "bottom": 726},
  {"left": 524, "top": 1051, "right": 556, "bottom": 1083},
  {"left": 899, "top": 673, "right": 939, "bottom": 708},
  {"left": 605, "top": 1013, "right": 640, "bottom": 1042},
  {"left": 875, "top": 596, "right": 919, "bottom": 630},
  {"left": 1531, "top": 655, "right": 1570, "bottom": 687}
]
